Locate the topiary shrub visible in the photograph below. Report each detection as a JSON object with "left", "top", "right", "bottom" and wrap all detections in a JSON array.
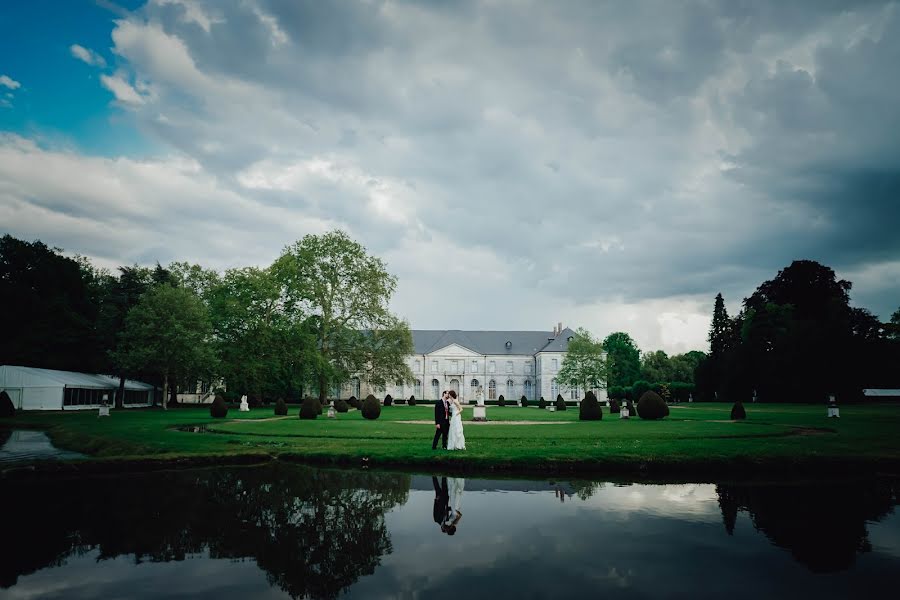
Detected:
[
  {"left": 631, "top": 380, "right": 652, "bottom": 402},
  {"left": 538, "top": 396, "right": 547, "bottom": 409},
  {"left": 408, "top": 395, "right": 416, "bottom": 406},
  {"left": 362, "top": 395, "right": 382, "bottom": 420},
  {"left": 579, "top": 391, "right": 602, "bottom": 421},
  {"left": 315, "top": 398, "right": 323, "bottom": 415},
  {"left": 626, "top": 398, "right": 635, "bottom": 414},
  {"left": 608, "top": 386, "right": 625, "bottom": 401},
  {"left": 384, "top": 394, "right": 393, "bottom": 406},
  {"left": 637, "top": 391, "right": 668, "bottom": 420},
  {"left": 520, "top": 395, "right": 528, "bottom": 408},
  {"left": 609, "top": 398, "right": 621, "bottom": 413},
  {"left": 498, "top": 394, "right": 505, "bottom": 407},
  {"left": 210, "top": 395, "right": 228, "bottom": 418},
  {"left": 334, "top": 398, "right": 349, "bottom": 413},
  {"left": 555, "top": 394, "right": 567, "bottom": 411},
  {"left": 299, "top": 397, "right": 318, "bottom": 419},
  {"left": 731, "top": 401, "right": 746, "bottom": 420},
  {"left": 0, "top": 390, "right": 15, "bottom": 418},
  {"left": 348, "top": 395, "right": 359, "bottom": 409},
  {"left": 274, "top": 398, "right": 288, "bottom": 416}
]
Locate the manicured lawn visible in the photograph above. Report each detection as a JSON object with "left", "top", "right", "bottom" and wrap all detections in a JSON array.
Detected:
[{"left": 4, "top": 402, "right": 900, "bottom": 476}]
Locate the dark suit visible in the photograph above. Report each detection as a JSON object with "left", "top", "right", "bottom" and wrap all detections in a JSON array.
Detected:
[
  {"left": 433, "top": 476, "right": 450, "bottom": 525},
  {"left": 432, "top": 398, "right": 449, "bottom": 449}
]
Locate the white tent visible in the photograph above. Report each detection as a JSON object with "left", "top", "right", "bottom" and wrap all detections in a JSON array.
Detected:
[{"left": 0, "top": 365, "right": 154, "bottom": 411}]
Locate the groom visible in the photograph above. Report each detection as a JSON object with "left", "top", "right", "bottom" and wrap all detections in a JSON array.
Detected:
[{"left": 432, "top": 390, "right": 450, "bottom": 450}]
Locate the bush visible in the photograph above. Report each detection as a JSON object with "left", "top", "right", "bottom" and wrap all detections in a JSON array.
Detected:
[
  {"left": 315, "top": 398, "right": 323, "bottom": 415},
  {"left": 670, "top": 382, "right": 694, "bottom": 403},
  {"left": 609, "top": 398, "right": 621, "bottom": 413},
  {"left": 274, "top": 398, "right": 288, "bottom": 416},
  {"left": 299, "top": 397, "right": 318, "bottom": 419},
  {"left": 731, "top": 401, "right": 747, "bottom": 420},
  {"left": 636, "top": 391, "right": 668, "bottom": 420},
  {"left": 210, "top": 395, "right": 228, "bottom": 418},
  {"left": 659, "top": 383, "right": 672, "bottom": 404},
  {"left": 520, "top": 395, "right": 528, "bottom": 408},
  {"left": 348, "top": 395, "right": 359, "bottom": 409},
  {"left": 498, "top": 394, "right": 506, "bottom": 407},
  {"left": 0, "top": 390, "right": 15, "bottom": 418},
  {"left": 607, "top": 386, "right": 625, "bottom": 401},
  {"left": 579, "top": 391, "right": 602, "bottom": 421},
  {"left": 631, "top": 380, "right": 652, "bottom": 402},
  {"left": 384, "top": 394, "right": 393, "bottom": 407},
  {"left": 626, "top": 399, "right": 635, "bottom": 414},
  {"left": 538, "top": 396, "right": 547, "bottom": 409},
  {"left": 408, "top": 395, "right": 416, "bottom": 406},
  {"left": 334, "top": 398, "right": 349, "bottom": 412},
  {"left": 362, "top": 395, "right": 382, "bottom": 420},
  {"left": 555, "top": 394, "right": 567, "bottom": 411}
]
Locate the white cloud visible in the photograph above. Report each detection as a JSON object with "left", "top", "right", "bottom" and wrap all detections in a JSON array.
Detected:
[
  {"left": 70, "top": 44, "right": 107, "bottom": 67},
  {"left": 100, "top": 73, "right": 146, "bottom": 106},
  {"left": 0, "top": 75, "right": 20, "bottom": 90}
]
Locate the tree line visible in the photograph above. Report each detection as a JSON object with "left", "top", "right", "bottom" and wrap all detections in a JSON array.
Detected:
[{"left": 0, "top": 232, "right": 413, "bottom": 408}]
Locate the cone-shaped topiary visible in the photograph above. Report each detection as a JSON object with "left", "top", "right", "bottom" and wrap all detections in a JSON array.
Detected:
[
  {"left": 0, "top": 390, "right": 15, "bottom": 418},
  {"left": 637, "top": 391, "right": 668, "bottom": 420},
  {"left": 520, "top": 395, "right": 528, "bottom": 408},
  {"left": 555, "top": 394, "right": 567, "bottom": 411},
  {"left": 348, "top": 395, "right": 359, "bottom": 409},
  {"left": 362, "top": 395, "right": 382, "bottom": 420},
  {"left": 731, "top": 401, "right": 746, "bottom": 420},
  {"left": 538, "top": 396, "right": 547, "bottom": 409},
  {"left": 384, "top": 394, "right": 393, "bottom": 406},
  {"left": 334, "top": 398, "right": 349, "bottom": 412},
  {"left": 274, "top": 398, "right": 288, "bottom": 416},
  {"left": 299, "top": 397, "right": 318, "bottom": 419},
  {"left": 408, "top": 395, "right": 416, "bottom": 406},
  {"left": 210, "top": 395, "right": 228, "bottom": 418},
  {"left": 498, "top": 394, "right": 505, "bottom": 407},
  {"left": 579, "top": 391, "right": 602, "bottom": 421},
  {"left": 609, "top": 398, "right": 621, "bottom": 414},
  {"left": 315, "top": 398, "right": 323, "bottom": 415}
]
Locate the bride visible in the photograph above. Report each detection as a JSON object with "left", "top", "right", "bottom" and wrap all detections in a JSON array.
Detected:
[{"left": 447, "top": 390, "right": 466, "bottom": 450}]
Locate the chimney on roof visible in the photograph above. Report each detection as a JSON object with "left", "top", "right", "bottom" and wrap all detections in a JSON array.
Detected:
[
  {"left": 558, "top": 322, "right": 563, "bottom": 334},
  {"left": 552, "top": 324, "right": 557, "bottom": 336}
]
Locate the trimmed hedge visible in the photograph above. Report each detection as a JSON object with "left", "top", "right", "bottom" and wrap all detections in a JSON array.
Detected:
[
  {"left": 384, "top": 394, "right": 393, "bottom": 407},
  {"left": 609, "top": 398, "right": 621, "bottom": 413},
  {"left": 579, "top": 391, "right": 602, "bottom": 421},
  {"left": 0, "top": 390, "right": 15, "bottom": 418},
  {"left": 334, "top": 398, "right": 349, "bottom": 413},
  {"left": 607, "top": 386, "right": 625, "bottom": 401},
  {"left": 362, "top": 395, "right": 382, "bottom": 420},
  {"left": 408, "top": 395, "right": 416, "bottom": 406},
  {"left": 348, "top": 396, "right": 359, "bottom": 409},
  {"left": 274, "top": 398, "right": 288, "bottom": 416},
  {"left": 538, "top": 396, "right": 547, "bottom": 409},
  {"left": 210, "top": 395, "right": 228, "bottom": 418},
  {"left": 637, "top": 391, "right": 668, "bottom": 420},
  {"left": 555, "top": 394, "right": 567, "bottom": 411},
  {"left": 498, "top": 394, "right": 506, "bottom": 407},
  {"left": 631, "top": 380, "right": 652, "bottom": 402},
  {"left": 299, "top": 398, "right": 318, "bottom": 419},
  {"left": 731, "top": 401, "right": 747, "bottom": 420},
  {"left": 520, "top": 395, "right": 528, "bottom": 408}
]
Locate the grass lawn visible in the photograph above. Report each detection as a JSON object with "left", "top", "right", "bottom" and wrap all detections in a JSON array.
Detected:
[{"left": 4, "top": 402, "right": 900, "bottom": 477}]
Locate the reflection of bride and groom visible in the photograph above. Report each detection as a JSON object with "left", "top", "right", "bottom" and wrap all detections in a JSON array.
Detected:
[
  {"left": 432, "top": 389, "right": 466, "bottom": 451},
  {"left": 432, "top": 476, "right": 465, "bottom": 535}
]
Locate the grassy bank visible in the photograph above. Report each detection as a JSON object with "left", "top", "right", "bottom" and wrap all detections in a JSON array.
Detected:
[{"left": 3, "top": 402, "right": 900, "bottom": 477}]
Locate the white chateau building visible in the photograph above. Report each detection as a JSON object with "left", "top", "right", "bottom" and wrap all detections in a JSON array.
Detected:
[{"left": 344, "top": 324, "right": 607, "bottom": 404}]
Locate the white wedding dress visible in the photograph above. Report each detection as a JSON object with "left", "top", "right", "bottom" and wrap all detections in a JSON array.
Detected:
[
  {"left": 449, "top": 477, "right": 465, "bottom": 513},
  {"left": 447, "top": 402, "right": 466, "bottom": 450}
]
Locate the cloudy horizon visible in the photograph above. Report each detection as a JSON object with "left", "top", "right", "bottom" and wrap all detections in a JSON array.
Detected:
[{"left": 1, "top": 0, "right": 898, "bottom": 355}]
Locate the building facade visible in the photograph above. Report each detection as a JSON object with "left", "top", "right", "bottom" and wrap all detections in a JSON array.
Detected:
[{"left": 343, "top": 324, "right": 607, "bottom": 404}]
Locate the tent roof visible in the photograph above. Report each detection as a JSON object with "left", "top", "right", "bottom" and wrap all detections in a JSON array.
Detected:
[
  {"left": 0, "top": 365, "right": 153, "bottom": 390},
  {"left": 411, "top": 329, "right": 572, "bottom": 355}
]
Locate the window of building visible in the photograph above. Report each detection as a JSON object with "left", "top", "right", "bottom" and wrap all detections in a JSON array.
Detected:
[
  {"left": 471, "top": 360, "right": 478, "bottom": 373},
  {"left": 524, "top": 380, "right": 532, "bottom": 400},
  {"left": 570, "top": 386, "right": 579, "bottom": 400},
  {"left": 506, "top": 361, "right": 513, "bottom": 373},
  {"left": 471, "top": 379, "right": 480, "bottom": 397},
  {"left": 432, "top": 379, "right": 440, "bottom": 399},
  {"left": 414, "top": 379, "right": 422, "bottom": 397},
  {"left": 507, "top": 379, "right": 514, "bottom": 398},
  {"left": 489, "top": 361, "right": 496, "bottom": 373},
  {"left": 415, "top": 360, "right": 421, "bottom": 372},
  {"left": 526, "top": 362, "right": 533, "bottom": 374},
  {"left": 351, "top": 378, "right": 361, "bottom": 399},
  {"left": 551, "top": 379, "right": 559, "bottom": 399},
  {"left": 488, "top": 379, "right": 497, "bottom": 400},
  {"left": 552, "top": 358, "right": 558, "bottom": 371},
  {"left": 432, "top": 360, "right": 439, "bottom": 373},
  {"left": 395, "top": 380, "right": 404, "bottom": 395}
]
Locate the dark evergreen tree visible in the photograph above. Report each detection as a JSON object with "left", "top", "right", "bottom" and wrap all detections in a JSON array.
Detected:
[{"left": 709, "top": 293, "right": 731, "bottom": 356}]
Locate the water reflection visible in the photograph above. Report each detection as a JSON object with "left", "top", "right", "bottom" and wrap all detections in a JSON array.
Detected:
[{"left": 0, "top": 466, "right": 898, "bottom": 599}]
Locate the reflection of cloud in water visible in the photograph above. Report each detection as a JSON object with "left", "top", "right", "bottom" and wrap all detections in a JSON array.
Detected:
[{"left": 577, "top": 483, "right": 721, "bottom": 520}]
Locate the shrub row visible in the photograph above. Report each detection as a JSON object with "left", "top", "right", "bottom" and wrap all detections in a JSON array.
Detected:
[{"left": 608, "top": 381, "right": 696, "bottom": 402}]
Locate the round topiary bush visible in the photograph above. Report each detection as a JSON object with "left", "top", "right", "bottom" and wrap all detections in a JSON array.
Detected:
[
  {"left": 538, "top": 396, "right": 547, "bottom": 409},
  {"left": 362, "top": 395, "right": 382, "bottom": 420},
  {"left": 334, "top": 398, "right": 349, "bottom": 412},
  {"left": 609, "top": 398, "right": 621, "bottom": 414},
  {"left": 631, "top": 380, "right": 652, "bottom": 402},
  {"left": 520, "top": 395, "right": 528, "bottom": 408},
  {"left": 299, "top": 397, "right": 318, "bottom": 419},
  {"left": 348, "top": 395, "right": 359, "bottom": 409},
  {"left": 315, "top": 398, "right": 324, "bottom": 415},
  {"left": 408, "top": 395, "right": 416, "bottom": 406},
  {"left": 0, "top": 390, "right": 15, "bottom": 418},
  {"left": 555, "top": 394, "right": 567, "bottom": 411},
  {"left": 384, "top": 394, "right": 393, "bottom": 407},
  {"left": 731, "top": 401, "right": 746, "bottom": 420},
  {"left": 210, "top": 395, "right": 228, "bottom": 418},
  {"left": 498, "top": 394, "right": 506, "bottom": 407},
  {"left": 579, "top": 391, "right": 602, "bottom": 421},
  {"left": 637, "top": 391, "right": 668, "bottom": 420},
  {"left": 274, "top": 398, "right": 288, "bottom": 416}
]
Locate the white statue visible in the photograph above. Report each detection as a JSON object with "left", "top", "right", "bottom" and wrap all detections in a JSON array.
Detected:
[
  {"left": 475, "top": 386, "right": 485, "bottom": 406},
  {"left": 239, "top": 395, "right": 250, "bottom": 412}
]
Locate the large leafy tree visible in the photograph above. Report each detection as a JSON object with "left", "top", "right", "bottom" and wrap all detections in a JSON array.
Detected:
[
  {"left": 640, "top": 350, "right": 673, "bottom": 383},
  {"left": 601, "top": 332, "right": 641, "bottom": 388},
  {"left": 272, "top": 230, "right": 411, "bottom": 402},
  {"left": 558, "top": 328, "right": 607, "bottom": 393},
  {"left": 113, "top": 285, "right": 215, "bottom": 409}
]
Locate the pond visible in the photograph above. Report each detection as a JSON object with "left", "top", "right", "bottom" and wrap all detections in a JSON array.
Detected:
[
  {"left": 0, "top": 429, "right": 85, "bottom": 464},
  {"left": 0, "top": 464, "right": 897, "bottom": 599}
]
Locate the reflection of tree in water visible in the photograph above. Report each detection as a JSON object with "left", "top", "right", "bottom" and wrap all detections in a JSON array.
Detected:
[
  {"left": 0, "top": 465, "right": 409, "bottom": 599},
  {"left": 716, "top": 478, "right": 899, "bottom": 573}
]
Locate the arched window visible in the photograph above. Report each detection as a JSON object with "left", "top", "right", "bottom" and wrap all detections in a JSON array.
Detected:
[
  {"left": 414, "top": 379, "right": 422, "bottom": 397},
  {"left": 470, "top": 379, "right": 479, "bottom": 396},
  {"left": 570, "top": 386, "right": 579, "bottom": 400},
  {"left": 431, "top": 379, "right": 440, "bottom": 400},
  {"left": 507, "top": 379, "right": 514, "bottom": 399},
  {"left": 488, "top": 379, "right": 497, "bottom": 400},
  {"left": 551, "top": 379, "right": 559, "bottom": 399},
  {"left": 524, "top": 379, "right": 532, "bottom": 400},
  {"left": 351, "top": 377, "right": 361, "bottom": 399},
  {"left": 395, "top": 380, "right": 404, "bottom": 396}
]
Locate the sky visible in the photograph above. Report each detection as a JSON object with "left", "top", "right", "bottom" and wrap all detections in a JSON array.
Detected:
[{"left": 1, "top": 0, "right": 898, "bottom": 355}]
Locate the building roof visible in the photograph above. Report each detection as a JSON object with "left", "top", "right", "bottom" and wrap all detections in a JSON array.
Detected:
[
  {"left": 0, "top": 365, "right": 154, "bottom": 390},
  {"left": 411, "top": 329, "right": 573, "bottom": 355}
]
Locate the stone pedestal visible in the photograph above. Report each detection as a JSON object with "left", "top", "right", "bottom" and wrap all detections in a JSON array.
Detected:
[
  {"left": 328, "top": 406, "right": 336, "bottom": 419},
  {"left": 473, "top": 405, "right": 487, "bottom": 422},
  {"left": 548, "top": 406, "right": 556, "bottom": 412},
  {"left": 98, "top": 405, "right": 110, "bottom": 417},
  {"left": 620, "top": 405, "right": 630, "bottom": 419}
]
